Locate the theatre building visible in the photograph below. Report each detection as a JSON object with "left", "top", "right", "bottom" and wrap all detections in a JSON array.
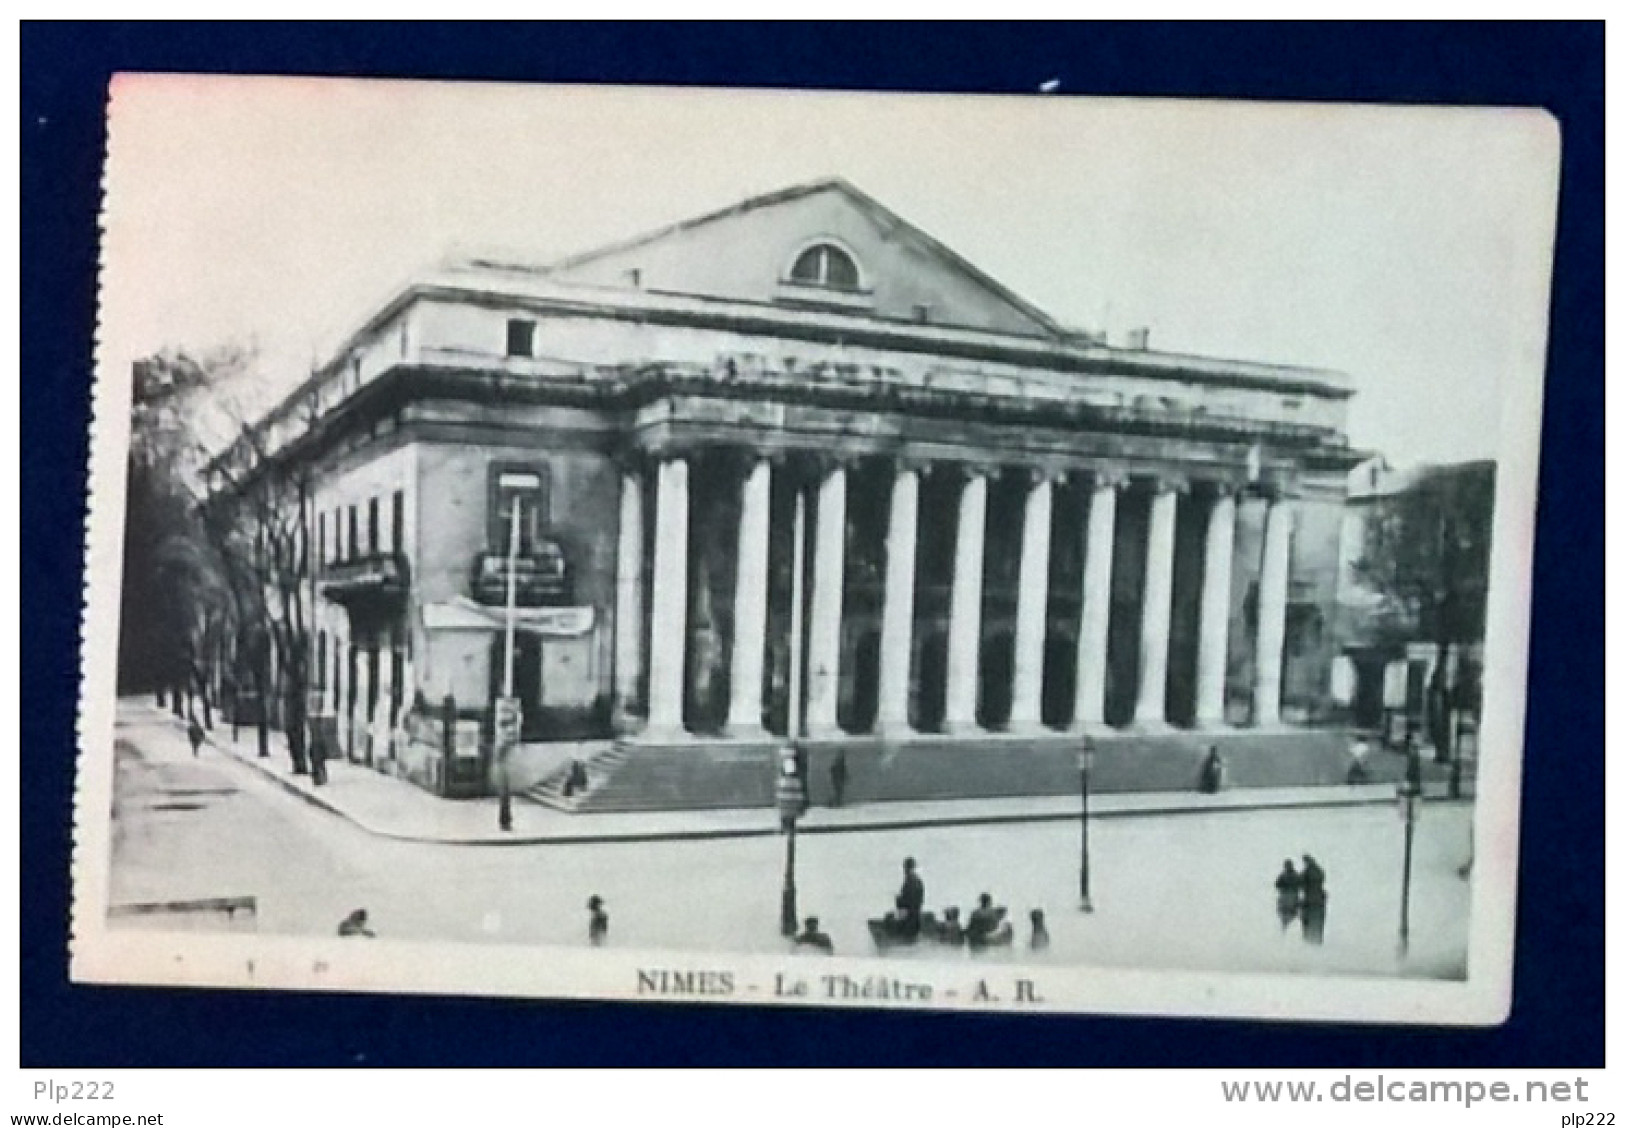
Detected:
[{"left": 257, "top": 179, "right": 1364, "bottom": 809}]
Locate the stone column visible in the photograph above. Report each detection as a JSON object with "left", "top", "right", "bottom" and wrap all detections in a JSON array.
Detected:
[
  {"left": 725, "top": 456, "right": 772, "bottom": 738},
  {"left": 1073, "top": 471, "right": 1122, "bottom": 728},
  {"left": 1009, "top": 470, "right": 1055, "bottom": 730},
  {"left": 645, "top": 455, "right": 690, "bottom": 739},
  {"left": 944, "top": 467, "right": 989, "bottom": 733},
  {"left": 805, "top": 460, "right": 847, "bottom": 736},
  {"left": 1133, "top": 475, "right": 1182, "bottom": 728},
  {"left": 1194, "top": 484, "right": 1238, "bottom": 726},
  {"left": 612, "top": 465, "right": 645, "bottom": 729},
  {"left": 875, "top": 461, "right": 921, "bottom": 735},
  {"left": 1253, "top": 493, "right": 1295, "bottom": 726}
]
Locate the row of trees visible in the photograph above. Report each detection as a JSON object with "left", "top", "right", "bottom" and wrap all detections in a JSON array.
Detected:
[{"left": 118, "top": 347, "right": 317, "bottom": 773}]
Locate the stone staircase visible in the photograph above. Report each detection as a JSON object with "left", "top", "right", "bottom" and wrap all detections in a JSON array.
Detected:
[
  {"left": 525, "top": 738, "right": 782, "bottom": 813},
  {"left": 522, "top": 726, "right": 1426, "bottom": 814}
]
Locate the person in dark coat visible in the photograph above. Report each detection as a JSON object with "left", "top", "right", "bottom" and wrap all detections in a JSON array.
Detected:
[
  {"left": 829, "top": 751, "right": 849, "bottom": 808},
  {"left": 1346, "top": 738, "right": 1372, "bottom": 784},
  {"left": 587, "top": 895, "right": 608, "bottom": 946},
  {"left": 1299, "top": 855, "right": 1327, "bottom": 905},
  {"left": 338, "top": 909, "right": 375, "bottom": 937},
  {"left": 186, "top": 716, "right": 205, "bottom": 758},
  {"left": 966, "top": 893, "right": 1008, "bottom": 948},
  {"left": 564, "top": 759, "right": 589, "bottom": 798},
  {"left": 1028, "top": 908, "right": 1051, "bottom": 952},
  {"left": 1198, "top": 746, "right": 1226, "bottom": 793},
  {"left": 894, "top": 857, "right": 924, "bottom": 939},
  {"left": 939, "top": 906, "right": 965, "bottom": 946},
  {"left": 1274, "top": 859, "right": 1302, "bottom": 930},
  {"left": 1299, "top": 855, "right": 1328, "bottom": 945},
  {"left": 309, "top": 721, "right": 329, "bottom": 786},
  {"left": 794, "top": 916, "right": 834, "bottom": 954}
]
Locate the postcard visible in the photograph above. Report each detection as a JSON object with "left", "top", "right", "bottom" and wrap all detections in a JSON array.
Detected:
[{"left": 74, "top": 75, "right": 1560, "bottom": 1025}]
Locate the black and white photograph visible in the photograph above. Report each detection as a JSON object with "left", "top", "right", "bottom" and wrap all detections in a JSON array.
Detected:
[{"left": 72, "top": 76, "right": 1559, "bottom": 1024}]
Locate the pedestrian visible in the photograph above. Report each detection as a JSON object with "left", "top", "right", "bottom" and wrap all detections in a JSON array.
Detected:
[
  {"left": 939, "top": 906, "right": 965, "bottom": 946},
  {"left": 1199, "top": 746, "right": 1226, "bottom": 793},
  {"left": 186, "top": 715, "right": 205, "bottom": 758},
  {"left": 309, "top": 722, "right": 329, "bottom": 786},
  {"left": 587, "top": 895, "right": 608, "bottom": 946},
  {"left": 794, "top": 916, "right": 834, "bottom": 954},
  {"left": 338, "top": 909, "right": 375, "bottom": 937},
  {"left": 1346, "top": 737, "right": 1371, "bottom": 784},
  {"left": 1299, "top": 855, "right": 1327, "bottom": 904},
  {"left": 1028, "top": 908, "right": 1050, "bottom": 952},
  {"left": 1274, "top": 859, "right": 1302, "bottom": 930},
  {"left": 562, "top": 759, "right": 589, "bottom": 798},
  {"left": 829, "top": 750, "right": 848, "bottom": 808},
  {"left": 1299, "top": 855, "right": 1328, "bottom": 945},
  {"left": 893, "top": 857, "right": 925, "bottom": 939}
]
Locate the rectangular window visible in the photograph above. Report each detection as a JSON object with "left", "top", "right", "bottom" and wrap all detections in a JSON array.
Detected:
[
  {"left": 506, "top": 318, "right": 536, "bottom": 358},
  {"left": 347, "top": 506, "right": 359, "bottom": 561},
  {"left": 316, "top": 512, "right": 326, "bottom": 571},
  {"left": 391, "top": 490, "right": 404, "bottom": 557},
  {"left": 367, "top": 497, "right": 380, "bottom": 557},
  {"left": 315, "top": 631, "right": 327, "bottom": 691},
  {"left": 489, "top": 466, "right": 546, "bottom": 554}
]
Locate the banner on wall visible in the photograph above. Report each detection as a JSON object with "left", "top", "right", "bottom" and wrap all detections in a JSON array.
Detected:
[{"left": 421, "top": 598, "right": 596, "bottom": 637}]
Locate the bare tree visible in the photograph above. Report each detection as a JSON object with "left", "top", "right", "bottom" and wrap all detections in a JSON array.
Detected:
[{"left": 201, "top": 397, "right": 320, "bottom": 774}]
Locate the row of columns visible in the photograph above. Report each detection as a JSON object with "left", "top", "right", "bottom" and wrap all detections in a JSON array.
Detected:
[{"left": 617, "top": 453, "right": 1296, "bottom": 740}]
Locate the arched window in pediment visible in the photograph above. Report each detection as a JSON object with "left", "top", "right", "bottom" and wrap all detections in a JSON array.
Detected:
[{"left": 789, "top": 241, "right": 861, "bottom": 291}]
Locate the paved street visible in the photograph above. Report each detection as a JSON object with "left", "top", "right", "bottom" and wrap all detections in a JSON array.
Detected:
[{"left": 108, "top": 708, "right": 1472, "bottom": 980}]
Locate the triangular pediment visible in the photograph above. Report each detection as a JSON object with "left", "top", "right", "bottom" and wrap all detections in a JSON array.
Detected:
[{"left": 539, "top": 179, "right": 1062, "bottom": 339}]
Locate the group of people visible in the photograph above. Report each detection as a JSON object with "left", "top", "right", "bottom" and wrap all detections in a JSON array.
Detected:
[
  {"left": 1273, "top": 854, "right": 1329, "bottom": 944},
  {"left": 873, "top": 858, "right": 1049, "bottom": 952}
]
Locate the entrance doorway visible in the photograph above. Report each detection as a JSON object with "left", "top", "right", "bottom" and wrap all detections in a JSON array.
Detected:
[{"left": 489, "top": 634, "right": 543, "bottom": 740}]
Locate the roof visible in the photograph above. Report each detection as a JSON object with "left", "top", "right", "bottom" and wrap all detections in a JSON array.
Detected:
[{"left": 468, "top": 176, "right": 1069, "bottom": 340}]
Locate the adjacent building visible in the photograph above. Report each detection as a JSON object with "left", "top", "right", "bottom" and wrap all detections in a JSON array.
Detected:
[
  {"left": 1333, "top": 457, "right": 1494, "bottom": 746},
  {"left": 225, "top": 179, "right": 1366, "bottom": 806}
]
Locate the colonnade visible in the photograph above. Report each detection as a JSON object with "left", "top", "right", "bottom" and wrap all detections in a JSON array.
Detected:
[{"left": 617, "top": 452, "right": 1296, "bottom": 741}]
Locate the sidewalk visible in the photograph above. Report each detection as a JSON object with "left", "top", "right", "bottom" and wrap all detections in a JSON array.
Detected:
[{"left": 133, "top": 701, "right": 1464, "bottom": 847}]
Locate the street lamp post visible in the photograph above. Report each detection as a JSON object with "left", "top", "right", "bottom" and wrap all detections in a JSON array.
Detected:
[
  {"left": 777, "top": 489, "right": 809, "bottom": 937},
  {"left": 495, "top": 497, "right": 523, "bottom": 833},
  {"left": 779, "top": 768, "right": 800, "bottom": 937},
  {"left": 1078, "top": 739, "right": 1095, "bottom": 913},
  {"left": 1398, "top": 761, "right": 1422, "bottom": 954}
]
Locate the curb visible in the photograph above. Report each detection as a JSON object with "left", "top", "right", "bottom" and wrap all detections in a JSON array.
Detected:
[
  {"left": 179, "top": 714, "right": 1472, "bottom": 848},
  {"left": 202, "top": 730, "right": 357, "bottom": 823}
]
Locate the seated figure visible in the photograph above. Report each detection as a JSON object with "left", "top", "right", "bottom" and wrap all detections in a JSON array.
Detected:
[{"left": 965, "top": 894, "right": 1012, "bottom": 948}]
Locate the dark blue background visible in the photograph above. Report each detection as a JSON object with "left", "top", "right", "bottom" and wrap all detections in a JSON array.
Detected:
[{"left": 21, "top": 22, "right": 1603, "bottom": 1067}]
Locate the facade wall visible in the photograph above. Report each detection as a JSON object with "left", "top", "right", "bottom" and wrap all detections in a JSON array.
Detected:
[
  {"left": 411, "top": 298, "right": 1349, "bottom": 435},
  {"left": 308, "top": 441, "right": 419, "bottom": 758},
  {"left": 409, "top": 422, "right": 621, "bottom": 724}
]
